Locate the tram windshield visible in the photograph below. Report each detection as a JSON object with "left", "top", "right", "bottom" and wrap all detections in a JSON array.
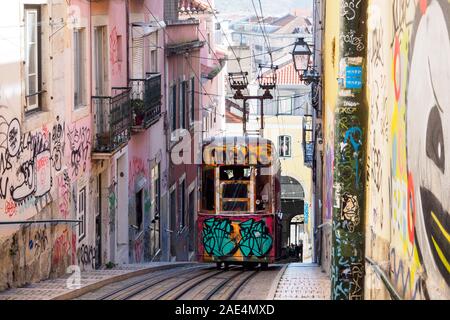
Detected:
[
  {"left": 201, "top": 165, "right": 274, "bottom": 214},
  {"left": 220, "top": 166, "right": 251, "bottom": 213}
]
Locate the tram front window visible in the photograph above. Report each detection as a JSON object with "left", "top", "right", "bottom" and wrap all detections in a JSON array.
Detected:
[{"left": 220, "top": 166, "right": 251, "bottom": 213}]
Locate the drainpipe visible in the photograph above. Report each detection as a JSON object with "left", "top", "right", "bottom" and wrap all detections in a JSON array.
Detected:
[{"left": 330, "top": 0, "right": 368, "bottom": 300}]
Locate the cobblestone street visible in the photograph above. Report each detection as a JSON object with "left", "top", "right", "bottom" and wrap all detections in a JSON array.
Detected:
[{"left": 274, "top": 264, "right": 330, "bottom": 300}]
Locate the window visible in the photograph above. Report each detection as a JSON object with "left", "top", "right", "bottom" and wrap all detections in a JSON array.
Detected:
[
  {"left": 219, "top": 166, "right": 251, "bottom": 213},
  {"left": 171, "top": 85, "right": 177, "bottom": 131},
  {"left": 24, "top": 6, "right": 41, "bottom": 112},
  {"left": 78, "top": 187, "right": 87, "bottom": 242},
  {"left": 94, "top": 26, "right": 107, "bottom": 96},
  {"left": 152, "top": 164, "right": 161, "bottom": 253},
  {"left": 278, "top": 97, "right": 293, "bottom": 115},
  {"left": 190, "top": 77, "right": 195, "bottom": 125},
  {"left": 279, "top": 136, "right": 292, "bottom": 157},
  {"left": 74, "top": 28, "right": 86, "bottom": 108},
  {"left": 179, "top": 180, "right": 186, "bottom": 229},
  {"left": 116, "top": 35, "right": 123, "bottom": 62},
  {"left": 135, "top": 189, "right": 144, "bottom": 232},
  {"left": 180, "top": 81, "right": 187, "bottom": 129},
  {"left": 202, "top": 167, "right": 215, "bottom": 211},
  {"left": 208, "top": 33, "right": 211, "bottom": 54},
  {"left": 150, "top": 49, "right": 158, "bottom": 73}
]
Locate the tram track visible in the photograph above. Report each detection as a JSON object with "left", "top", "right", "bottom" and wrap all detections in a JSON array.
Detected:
[
  {"left": 95, "top": 264, "right": 261, "bottom": 301},
  {"left": 154, "top": 266, "right": 260, "bottom": 301},
  {"left": 97, "top": 265, "right": 213, "bottom": 300}
]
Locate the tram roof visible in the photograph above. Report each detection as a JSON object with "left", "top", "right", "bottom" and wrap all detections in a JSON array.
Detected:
[{"left": 202, "top": 136, "right": 279, "bottom": 167}]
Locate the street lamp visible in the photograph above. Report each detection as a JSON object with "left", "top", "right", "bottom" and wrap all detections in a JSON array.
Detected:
[
  {"left": 292, "top": 38, "right": 312, "bottom": 74},
  {"left": 292, "top": 38, "right": 321, "bottom": 85}
]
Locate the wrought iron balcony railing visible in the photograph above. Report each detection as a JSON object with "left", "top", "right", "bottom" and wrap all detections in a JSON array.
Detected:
[
  {"left": 130, "top": 72, "right": 162, "bottom": 131},
  {"left": 92, "top": 87, "right": 132, "bottom": 154}
]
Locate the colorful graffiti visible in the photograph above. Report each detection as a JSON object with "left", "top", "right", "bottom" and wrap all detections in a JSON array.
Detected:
[
  {"left": 363, "top": 0, "right": 450, "bottom": 299},
  {"left": 330, "top": 0, "right": 368, "bottom": 300},
  {"left": 201, "top": 217, "right": 273, "bottom": 259},
  {"left": 0, "top": 113, "right": 93, "bottom": 289},
  {"left": 395, "top": 0, "right": 450, "bottom": 298}
]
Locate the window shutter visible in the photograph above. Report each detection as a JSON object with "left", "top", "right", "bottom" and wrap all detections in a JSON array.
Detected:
[{"left": 132, "top": 37, "right": 144, "bottom": 79}]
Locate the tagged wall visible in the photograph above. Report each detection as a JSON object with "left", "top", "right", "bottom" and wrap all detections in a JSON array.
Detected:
[
  {"left": 0, "top": 0, "right": 95, "bottom": 290},
  {"left": 322, "top": 0, "right": 450, "bottom": 300},
  {"left": 364, "top": 0, "right": 450, "bottom": 299}
]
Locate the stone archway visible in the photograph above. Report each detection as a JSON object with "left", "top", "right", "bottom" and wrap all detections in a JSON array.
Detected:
[{"left": 280, "top": 176, "right": 305, "bottom": 253}]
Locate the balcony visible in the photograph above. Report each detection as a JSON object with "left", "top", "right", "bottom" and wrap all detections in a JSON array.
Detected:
[
  {"left": 130, "top": 73, "right": 162, "bottom": 132},
  {"left": 92, "top": 87, "right": 132, "bottom": 157}
]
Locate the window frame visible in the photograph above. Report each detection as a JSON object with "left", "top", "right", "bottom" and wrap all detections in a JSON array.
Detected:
[
  {"left": 135, "top": 188, "right": 144, "bottom": 232},
  {"left": 74, "top": 27, "right": 87, "bottom": 109},
  {"left": 279, "top": 135, "right": 292, "bottom": 158},
  {"left": 189, "top": 77, "right": 195, "bottom": 126},
  {"left": 24, "top": 5, "right": 42, "bottom": 113},
  {"left": 78, "top": 187, "right": 87, "bottom": 242},
  {"left": 171, "top": 84, "right": 177, "bottom": 132},
  {"left": 179, "top": 180, "right": 186, "bottom": 229},
  {"left": 278, "top": 96, "right": 293, "bottom": 115},
  {"left": 180, "top": 80, "right": 187, "bottom": 129}
]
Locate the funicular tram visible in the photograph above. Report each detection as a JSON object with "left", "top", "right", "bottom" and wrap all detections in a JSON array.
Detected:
[{"left": 198, "top": 136, "right": 282, "bottom": 269}]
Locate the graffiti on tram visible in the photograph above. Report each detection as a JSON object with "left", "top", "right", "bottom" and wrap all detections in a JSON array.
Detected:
[{"left": 200, "top": 216, "right": 274, "bottom": 259}]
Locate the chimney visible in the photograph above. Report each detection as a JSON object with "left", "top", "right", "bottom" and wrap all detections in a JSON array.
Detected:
[{"left": 164, "top": 0, "right": 179, "bottom": 23}]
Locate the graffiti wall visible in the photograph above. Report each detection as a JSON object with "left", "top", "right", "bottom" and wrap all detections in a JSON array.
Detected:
[
  {"left": 364, "top": 0, "right": 450, "bottom": 299},
  {"left": 197, "top": 215, "right": 276, "bottom": 263},
  {"left": 128, "top": 156, "right": 151, "bottom": 264},
  {"left": 0, "top": 113, "right": 93, "bottom": 289}
]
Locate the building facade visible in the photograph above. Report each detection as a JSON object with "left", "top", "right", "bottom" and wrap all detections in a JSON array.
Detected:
[{"left": 319, "top": 0, "right": 450, "bottom": 300}]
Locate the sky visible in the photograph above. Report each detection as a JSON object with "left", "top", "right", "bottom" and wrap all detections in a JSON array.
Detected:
[{"left": 214, "top": 0, "right": 312, "bottom": 18}]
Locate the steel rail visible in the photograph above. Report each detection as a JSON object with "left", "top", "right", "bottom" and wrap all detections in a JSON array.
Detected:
[
  {"left": 98, "top": 265, "right": 210, "bottom": 300},
  {"left": 225, "top": 269, "right": 260, "bottom": 300},
  {"left": 204, "top": 269, "right": 259, "bottom": 301},
  {"left": 154, "top": 269, "right": 227, "bottom": 300}
]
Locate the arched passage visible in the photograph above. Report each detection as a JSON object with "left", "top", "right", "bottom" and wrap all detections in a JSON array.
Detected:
[{"left": 280, "top": 176, "right": 305, "bottom": 256}]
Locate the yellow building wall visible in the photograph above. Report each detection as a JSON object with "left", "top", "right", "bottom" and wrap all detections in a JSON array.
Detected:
[
  {"left": 322, "top": 0, "right": 449, "bottom": 299},
  {"left": 263, "top": 116, "right": 313, "bottom": 257},
  {"left": 321, "top": 0, "right": 341, "bottom": 276}
]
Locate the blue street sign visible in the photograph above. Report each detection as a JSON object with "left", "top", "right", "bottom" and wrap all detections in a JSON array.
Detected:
[{"left": 345, "top": 66, "right": 363, "bottom": 89}]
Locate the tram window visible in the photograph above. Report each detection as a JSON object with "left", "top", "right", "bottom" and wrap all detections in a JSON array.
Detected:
[
  {"left": 256, "top": 167, "right": 272, "bottom": 211},
  {"left": 220, "top": 166, "right": 251, "bottom": 181},
  {"left": 202, "top": 167, "right": 215, "bottom": 211},
  {"left": 223, "top": 201, "right": 248, "bottom": 212},
  {"left": 222, "top": 183, "right": 248, "bottom": 199}
]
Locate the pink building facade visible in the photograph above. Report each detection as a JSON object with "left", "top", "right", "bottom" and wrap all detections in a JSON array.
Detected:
[{"left": 0, "top": 0, "right": 95, "bottom": 289}]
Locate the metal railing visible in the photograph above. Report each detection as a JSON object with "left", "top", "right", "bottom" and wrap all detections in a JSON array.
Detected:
[
  {"left": 130, "top": 73, "right": 162, "bottom": 129},
  {"left": 0, "top": 219, "right": 82, "bottom": 226},
  {"left": 365, "top": 256, "right": 402, "bottom": 300},
  {"left": 92, "top": 87, "right": 132, "bottom": 153}
]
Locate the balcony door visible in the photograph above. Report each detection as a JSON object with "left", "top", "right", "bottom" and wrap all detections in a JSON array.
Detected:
[{"left": 94, "top": 26, "right": 107, "bottom": 96}]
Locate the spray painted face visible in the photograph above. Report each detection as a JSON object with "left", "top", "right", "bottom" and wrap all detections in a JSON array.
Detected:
[{"left": 406, "top": 1, "right": 450, "bottom": 291}]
